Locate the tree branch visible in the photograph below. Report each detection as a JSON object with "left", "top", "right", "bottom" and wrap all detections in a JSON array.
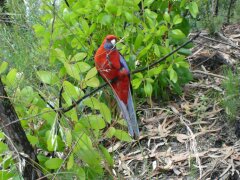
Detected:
[{"left": 132, "top": 32, "right": 201, "bottom": 74}]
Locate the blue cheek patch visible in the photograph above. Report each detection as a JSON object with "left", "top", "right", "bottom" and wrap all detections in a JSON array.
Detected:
[{"left": 104, "top": 42, "right": 114, "bottom": 50}]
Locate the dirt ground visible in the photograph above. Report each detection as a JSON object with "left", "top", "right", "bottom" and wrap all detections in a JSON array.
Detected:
[{"left": 108, "top": 25, "right": 240, "bottom": 180}]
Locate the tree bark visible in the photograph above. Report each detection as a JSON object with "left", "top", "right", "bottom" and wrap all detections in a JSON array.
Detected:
[
  {"left": 0, "top": 78, "right": 43, "bottom": 179},
  {"left": 212, "top": 0, "right": 219, "bottom": 16},
  {"left": 0, "top": 0, "right": 11, "bottom": 25}
]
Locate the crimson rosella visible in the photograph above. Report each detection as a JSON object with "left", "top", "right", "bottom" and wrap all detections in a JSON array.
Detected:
[{"left": 94, "top": 35, "right": 140, "bottom": 139}]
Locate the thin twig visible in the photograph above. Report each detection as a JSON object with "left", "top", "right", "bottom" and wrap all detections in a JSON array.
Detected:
[
  {"left": 180, "top": 116, "right": 203, "bottom": 179},
  {"left": 38, "top": 93, "right": 56, "bottom": 112},
  {"left": 64, "top": 0, "right": 70, "bottom": 7},
  {"left": 192, "top": 70, "right": 227, "bottom": 79},
  {"left": 58, "top": 86, "right": 64, "bottom": 115},
  {"left": 193, "top": 41, "right": 234, "bottom": 56},
  {"left": 199, "top": 35, "right": 240, "bottom": 51}
]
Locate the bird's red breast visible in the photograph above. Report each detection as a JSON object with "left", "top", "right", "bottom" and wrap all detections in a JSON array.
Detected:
[{"left": 94, "top": 35, "right": 130, "bottom": 104}]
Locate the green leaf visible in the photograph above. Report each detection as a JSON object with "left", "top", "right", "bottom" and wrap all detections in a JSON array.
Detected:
[
  {"left": 65, "top": 109, "right": 79, "bottom": 122},
  {"left": 63, "top": 81, "right": 80, "bottom": 100},
  {"left": 177, "top": 60, "right": 190, "bottom": 68},
  {"left": 47, "top": 118, "right": 58, "bottom": 151},
  {"left": 0, "top": 62, "right": 8, "bottom": 74},
  {"left": 168, "top": 67, "right": 178, "bottom": 83},
  {"left": 146, "top": 78, "right": 154, "bottom": 83},
  {"left": 47, "top": 132, "right": 57, "bottom": 152},
  {"left": 6, "top": 69, "right": 17, "bottom": 85},
  {"left": 138, "top": 41, "right": 153, "bottom": 59},
  {"left": 100, "top": 145, "right": 113, "bottom": 166},
  {"left": 0, "top": 142, "right": 8, "bottom": 154},
  {"left": 117, "top": 119, "right": 128, "bottom": 126},
  {"left": 157, "top": 25, "right": 168, "bottom": 36},
  {"left": 67, "top": 154, "right": 74, "bottom": 170},
  {"left": 189, "top": 2, "right": 199, "bottom": 18},
  {"left": 64, "top": 63, "right": 80, "bottom": 80},
  {"left": 73, "top": 133, "right": 92, "bottom": 152},
  {"left": 0, "top": 132, "right": 5, "bottom": 140},
  {"left": 0, "top": 170, "right": 14, "bottom": 180},
  {"left": 85, "top": 77, "right": 100, "bottom": 88},
  {"left": 33, "top": 24, "right": 45, "bottom": 35},
  {"left": 99, "top": 103, "right": 111, "bottom": 123},
  {"left": 178, "top": 48, "right": 192, "bottom": 56},
  {"left": 124, "top": 12, "right": 133, "bottom": 22},
  {"left": 45, "top": 158, "right": 63, "bottom": 170},
  {"left": 173, "top": 15, "right": 182, "bottom": 25},
  {"left": 105, "top": 0, "right": 119, "bottom": 15},
  {"left": 64, "top": 62, "right": 90, "bottom": 80},
  {"left": 114, "top": 129, "right": 132, "bottom": 142},
  {"left": 171, "top": 29, "right": 186, "bottom": 40},
  {"left": 83, "top": 97, "right": 101, "bottom": 109},
  {"left": 144, "top": 81, "right": 153, "bottom": 96},
  {"left": 37, "top": 71, "right": 59, "bottom": 85},
  {"left": 65, "top": 129, "right": 72, "bottom": 147},
  {"left": 27, "top": 135, "right": 39, "bottom": 146},
  {"left": 176, "top": 61, "right": 189, "bottom": 69},
  {"left": 77, "top": 149, "right": 103, "bottom": 174},
  {"left": 55, "top": 48, "right": 66, "bottom": 63},
  {"left": 154, "top": 44, "right": 160, "bottom": 57},
  {"left": 18, "top": 86, "right": 35, "bottom": 105},
  {"left": 37, "top": 154, "right": 49, "bottom": 163},
  {"left": 144, "top": 0, "right": 154, "bottom": 7},
  {"left": 98, "top": 13, "right": 112, "bottom": 25},
  {"left": 76, "top": 168, "right": 85, "bottom": 179},
  {"left": 80, "top": 115, "right": 106, "bottom": 130},
  {"left": 2, "top": 154, "right": 12, "bottom": 169},
  {"left": 180, "top": 0, "right": 187, "bottom": 7},
  {"left": 85, "top": 67, "right": 98, "bottom": 80},
  {"left": 148, "top": 64, "right": 165, "bottom": 76},
  {"left": 106, "top": 127, "right": 116, "bottom": 138},
  {"left": 134, "top": 33, "right": 143, "bottom": 51},
  {"left": 41, "top": 108, "right": 57, "bottom": 125},
  {"left": 163, "top": 12, "right": 170, "bottom": 23},
  {"left": 71, "top": 52, "right": 87, "bottom": 62},
  {"left": 145, "top": 9, "right": 157, "bottom": 19},
  {"left": 132, "top": 78, "right": 142, "bottom": 89},
  {"left": 135, "top": 73, "right": 143, "bottom": 78}
]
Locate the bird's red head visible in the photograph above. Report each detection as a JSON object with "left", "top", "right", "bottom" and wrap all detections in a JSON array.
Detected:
[
  {"left": 105, "top": 35, "right": 118, "bottom": 41},
  {"left": 102, "top": 35, "right": 118, "bottom": 50}
]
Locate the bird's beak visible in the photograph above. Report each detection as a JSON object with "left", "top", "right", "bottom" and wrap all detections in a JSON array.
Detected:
[{"left": 110, "top": 39, "right": 116, "bottom": 46}]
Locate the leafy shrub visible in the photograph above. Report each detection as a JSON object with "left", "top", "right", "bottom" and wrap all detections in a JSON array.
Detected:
[{"left": 222, "top": 69, "right": 240, "bottom": 122}]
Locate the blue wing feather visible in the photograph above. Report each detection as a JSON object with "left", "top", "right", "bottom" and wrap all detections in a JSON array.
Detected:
[
  {"left": 112, "top": 54, "right": 139, "bottom": 138},
  {"left": 119, "top": 54, "right": 130, "bottom": 72},
  {"left": 126, "top": 88, "right": 140, "bottom": 138}
]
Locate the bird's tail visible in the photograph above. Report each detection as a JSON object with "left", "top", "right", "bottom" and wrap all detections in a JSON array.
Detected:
[{"left": 113, "top": 88, "right": 140, "bottom": 139}]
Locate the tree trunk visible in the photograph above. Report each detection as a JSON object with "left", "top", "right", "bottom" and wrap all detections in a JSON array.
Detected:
[
  {"left": 212, "top": 0, "right": 219, "bottom": 16},
  {"left": 0, "top": 0, "right": 11, "bottom": 25},
  {"left": 0, "top": 78, "right": 44, "bottom": 179}
]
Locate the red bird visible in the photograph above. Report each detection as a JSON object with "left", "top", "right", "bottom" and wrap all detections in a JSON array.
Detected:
[{"left": 94, "top": 35, "right": 139, "bottom": 139}]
